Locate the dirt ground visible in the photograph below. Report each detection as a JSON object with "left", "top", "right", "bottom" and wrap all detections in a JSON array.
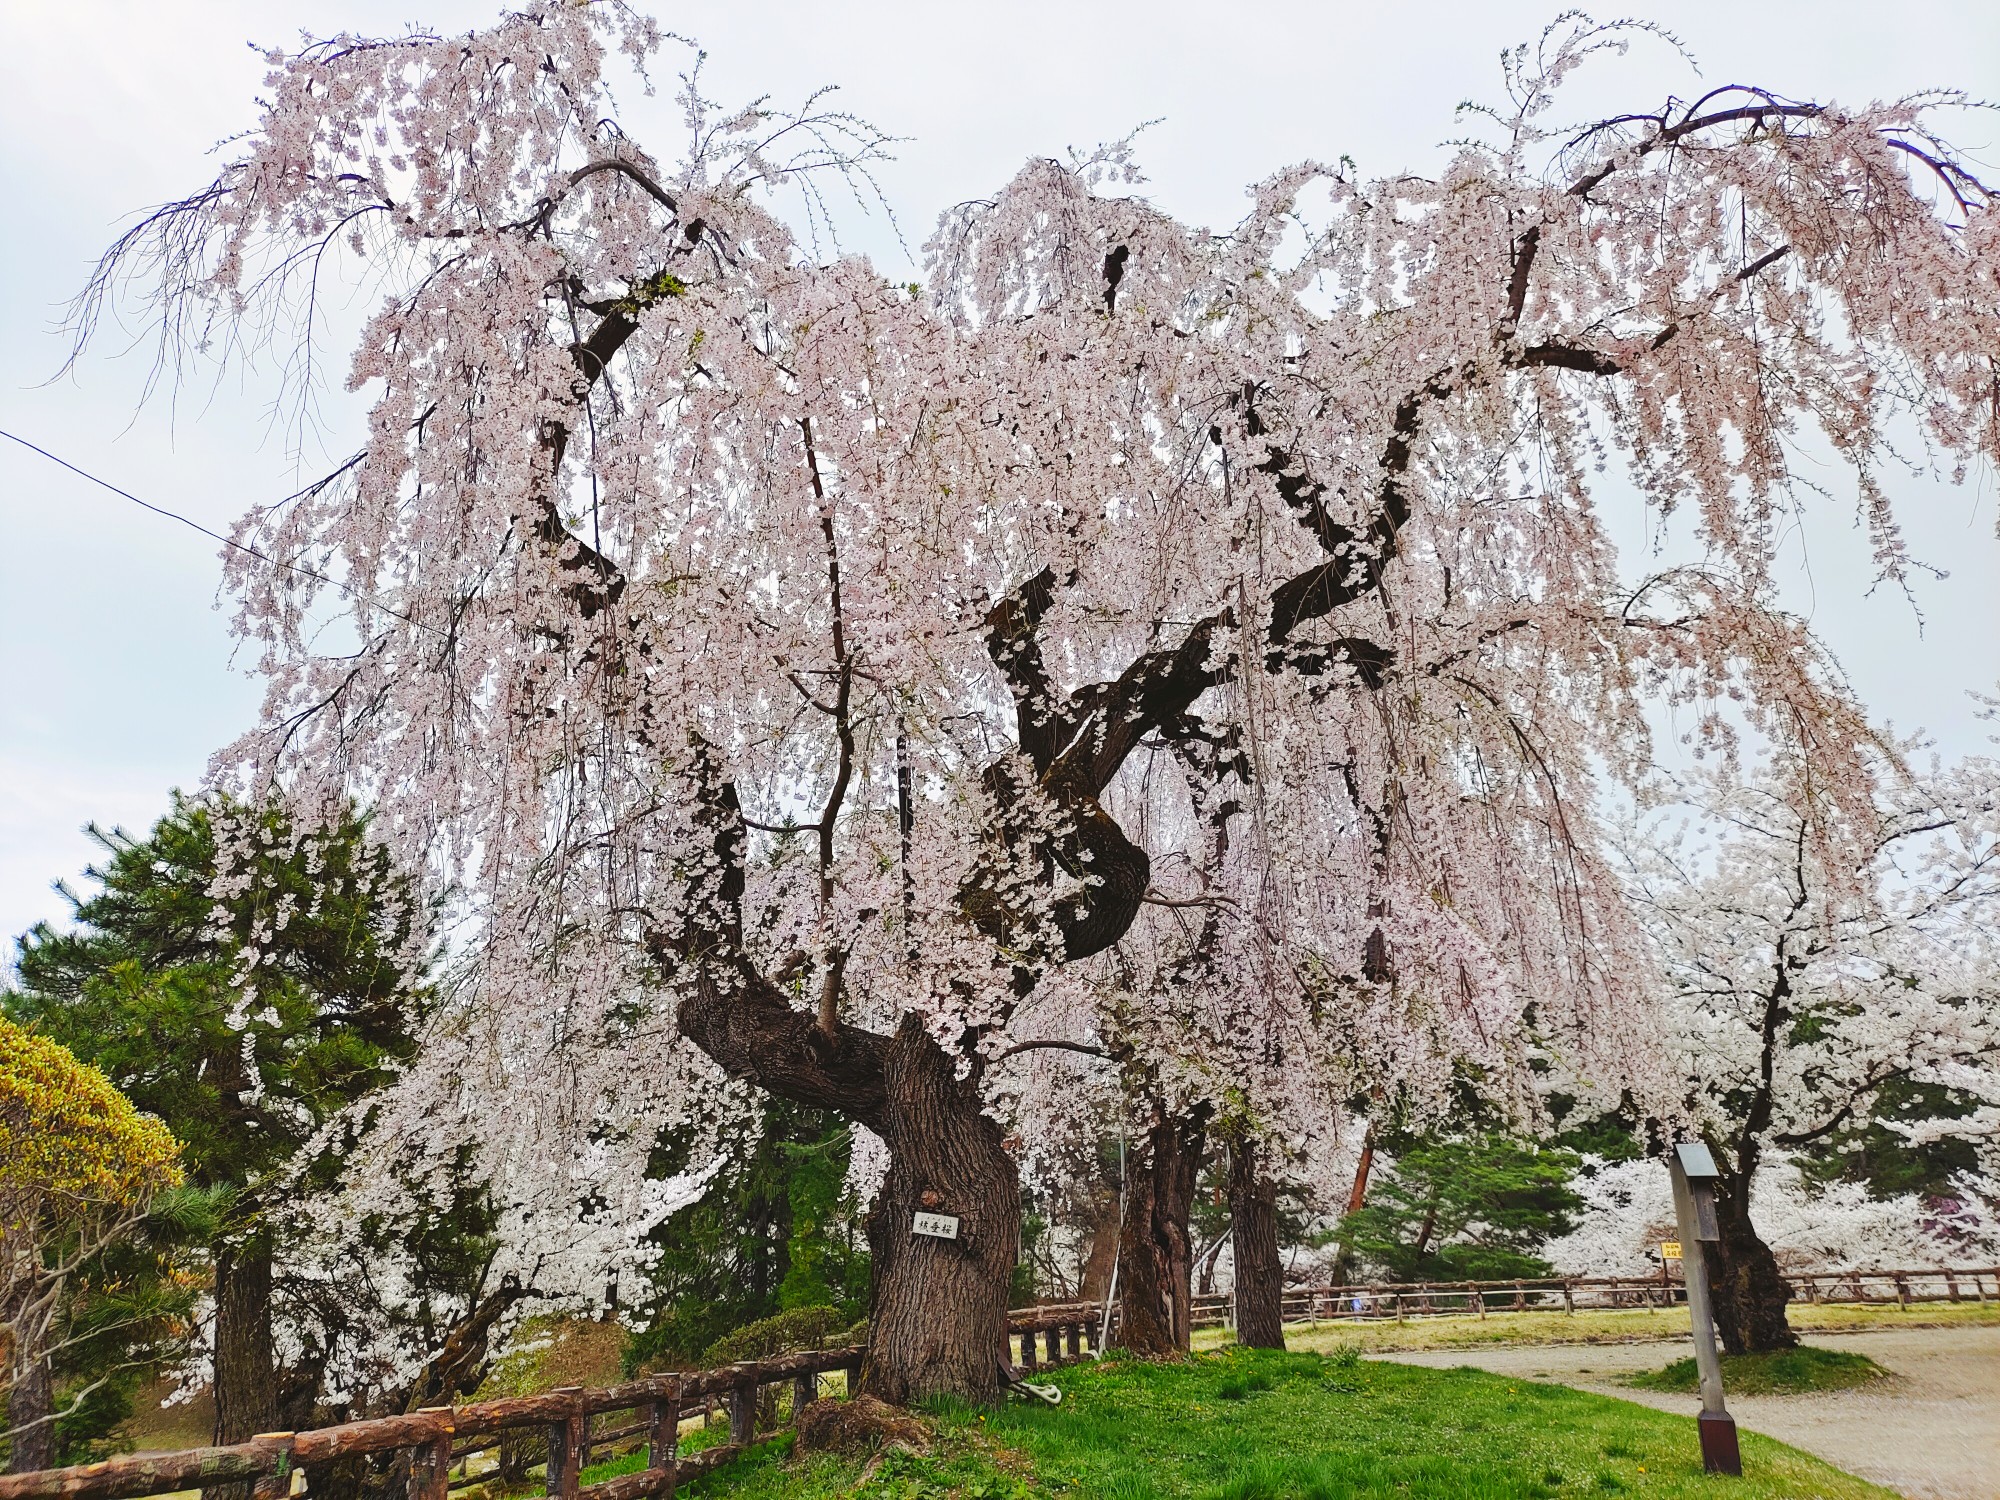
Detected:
[{"left": 1375, "top": 1325, "right": 2000, "bottom": 1500}]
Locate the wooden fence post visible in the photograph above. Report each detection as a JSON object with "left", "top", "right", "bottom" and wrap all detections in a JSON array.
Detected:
[
  {"left": 1561, "top": 1281, "right": 1574, "bottom": 1315},
  {"left": 794, "top": 1369, "right": 818, "bottom": 1418},
  {"left": 1066, "top": 1321, "right": 1081, "bottom": 1359},
  {"left": 647, "top": 1381, "right": 681, "bottom": 1500},
  {"left": 407, "top": 1430, "right": 451, "bottom": 1500},
  {"left": 1021, "top": 1328, "right": 1038, "bottom": 1370},
  {"left": 249, "top": 1437, "right": 296, "bottom": 1500},
  {"left": 729, "top": 1378, "right": 756, "bottom": 1446},
  {"left": 547, "top": 1392, "right": 583, "bottom": 1500}
]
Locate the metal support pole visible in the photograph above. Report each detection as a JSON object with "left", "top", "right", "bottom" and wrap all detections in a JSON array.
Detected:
[{"left": 1669, "top": 1145, "right": 1740, "bottom": 1477}]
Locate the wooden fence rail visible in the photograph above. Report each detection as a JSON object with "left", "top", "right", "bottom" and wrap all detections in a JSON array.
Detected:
[
  {"left": 1186, "top": 1265, "right": 2000, "bottom": 1328},
  {"left": 0, "top": 1352, "right": 861, "bottom": 1500},
  {"left": 0, "top": 1308, "right": 1107, "bottom": 1500},
  {"left": 6, "top": 1271, "right": 1978, "bottom": 1500},
  {"left": 1006, "top": 1303, "right": 1102, "bottom": 1372}
]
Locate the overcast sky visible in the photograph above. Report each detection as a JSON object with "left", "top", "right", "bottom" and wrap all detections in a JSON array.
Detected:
[{"left": 3, "top": 0, "right": 1997, "bottom": 954}]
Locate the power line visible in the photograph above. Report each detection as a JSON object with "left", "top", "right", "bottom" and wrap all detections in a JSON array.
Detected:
[{"left": 1, "top": 427, "right": 440, "bottom": 636}]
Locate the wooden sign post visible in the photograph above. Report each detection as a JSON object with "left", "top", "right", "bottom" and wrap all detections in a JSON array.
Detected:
[{"left": 1668, "top": 1143, "right": 1741, "bottom": 1476}]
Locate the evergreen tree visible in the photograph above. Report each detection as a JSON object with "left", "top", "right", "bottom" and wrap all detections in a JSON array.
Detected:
[
  {"left": 625, "top": 1101, "right": 867, "bottom": 1371},
  {"left": 6, "top": 794, "right": 430, "bottom": 1462},
  {"left": 1340, "top": 1137, "right": 1583, "bottom": 1283}
]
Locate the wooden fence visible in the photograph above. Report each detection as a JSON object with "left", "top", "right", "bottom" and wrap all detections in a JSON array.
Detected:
[
  {"left": 5, "top": 1271, "right": 1983, "bottom": 1500},
  {"left": 1187, "top": 1265, "right": 2000, "bottom": 1327},
  {"left": 1006, "top": 1302, "right": 1103, "bottom": 1371},
  {"left": 0, "top": 1308, "right": 1106, "bottom": 1500}
]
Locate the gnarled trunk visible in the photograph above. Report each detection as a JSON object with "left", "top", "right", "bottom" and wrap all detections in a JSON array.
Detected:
[
  {"left": 1708, "top": 1173, "right": 1797, "bottom": 1354},
  {"left": 1228, "top": 1135, "right": 1285, "bottom": 1350},
  {"left": 860, "top": 1018, "right": 1018, "bottom": 1404},
  {"left": 6, "top": 1351, "right": 54, "bottom": 1474},
  {"left": 1113, "top": 1105, "right": 1210, "bottom": 1356},
  {"left": 206, "top": 1239, "right": 278, "bottom": 1500},
  {"left": 679, "top": 955, "right": 1019, "bottom": 1404}
]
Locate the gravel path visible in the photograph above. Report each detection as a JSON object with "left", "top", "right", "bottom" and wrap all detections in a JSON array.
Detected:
[{"left": 1376, "top": 1325, "right": 2000, "bottom": 1499}]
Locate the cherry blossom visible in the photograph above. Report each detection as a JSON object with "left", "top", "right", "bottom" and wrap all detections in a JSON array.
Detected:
[{"left": 73, "top": 7, "right": 2000, "bottom": 1398}]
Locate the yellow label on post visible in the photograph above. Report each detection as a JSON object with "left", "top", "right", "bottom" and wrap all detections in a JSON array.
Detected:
[{"left": 1661, "top": 1241, "right": 1682, "bottom": 1260}]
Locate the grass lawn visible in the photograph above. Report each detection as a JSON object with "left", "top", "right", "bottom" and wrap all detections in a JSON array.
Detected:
[
  {"left": 1230, "top": 1297, "right": 2000, "bottom": 1356},
  {"left": 1626, "top": 1346, "right": 1887, "bottom": 1396},
  {"left": 643, "top": 1347, "right": 1892, "bottom": 1499}
]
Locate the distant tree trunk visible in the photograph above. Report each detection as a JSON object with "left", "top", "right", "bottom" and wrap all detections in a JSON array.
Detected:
[
  {"left": 859, "top": 1018, "right": 1018, "bottom": 1404},
  {"left": 1113, "top": 1104, "right": 1210, "bottom": 1356},
  {"left": 1228, "top": 1135, "right": 1285, "bottom": 1350},
  {"left": 1705, "top": 982, "right": 1799, "bottom": 1356},
  {"left": 1708, "top": 1169, "right": 1797, "bottom": 1354},
  {"left": 207, "top": 1238, "right": 278, "bottom": 1500},
  {"left": 1330, "top": 1127, "right": 1376, "bottom": 1284},
  {"left": 1078, "top": 1187, "right": 1122, "bottom": 1302},
  {"left": 6, "top": 1350, "right": 55, "bottom": 1474},
  {"left": 1193, "top": 1229, "right": 1229, "bottom": 1297}
]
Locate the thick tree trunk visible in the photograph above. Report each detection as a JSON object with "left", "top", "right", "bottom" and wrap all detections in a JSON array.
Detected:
[
  {"left": 207, "top": 1239, "right": 278, "bottom": 1500},
  {"left": 6, "top": 1351, "right": 54, "bottom": 1474},
  {"left": 858, "top": 1017, "right": 1018, "bottom": 1405},
  {"left": 1078, "top": 1187, "right": 1122, "bottom": 1303},
  {"left": 1708, "top": 1173, "right": 1797, "bottom": 1354},
  {"left": 1113, "top": 1105, "right": 1209, "bottom": 1356},
  {"left": 1228, "top": 1136, "right": 1285, "bottom": 1350}
]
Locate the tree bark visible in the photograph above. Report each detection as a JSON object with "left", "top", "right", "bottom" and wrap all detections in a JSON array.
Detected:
[
  {"left": 858, "top": 1018, "right": 1018, "bottom": 1405},
  {"left": 1708, "top": 1172, "right": 1798, "bottom": 1354},
  {"left": 206, "top": 1239, "right": 278, "bottom": 1500},
  {"left": 1113, "top": 1105, "right": 1210, "bottom": 1356},
  {"left": 6, "top": 1350, "right": 54, "bottom": 1474},
  {"left": 1228, "top": 1136, "right": 1285, "bottom": 1350},
  {"left": 1078, "top": 1187, "right": 1122, "bottom": 1303},
  {"left": 1329, "top": 1127, "right": 1376, "bottom": 1285}
]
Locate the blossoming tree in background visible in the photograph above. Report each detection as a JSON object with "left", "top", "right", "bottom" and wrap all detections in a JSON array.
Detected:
[
  {"left": 1620, "top": 752, "right": 2000, "bottom": 1351},
  {"left": 75, "top": 4, "right": 1999, "bottom": 1401}
]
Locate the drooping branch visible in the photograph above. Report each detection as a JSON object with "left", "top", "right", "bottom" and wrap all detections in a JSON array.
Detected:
[{"left": 799, "top": 416, "right": 857, "bottom": 1036}]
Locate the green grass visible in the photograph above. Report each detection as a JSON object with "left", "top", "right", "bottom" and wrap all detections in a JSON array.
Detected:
[
  {"left": 659, "top": 1347, "right": 1893, "bottom": 1498},
  {"left": 1626, "top": 1346, "right": 1888, "bottom": 1396},
  {"left": 1239, "top": 1296, "right": 2000, "bottom": 1356}
]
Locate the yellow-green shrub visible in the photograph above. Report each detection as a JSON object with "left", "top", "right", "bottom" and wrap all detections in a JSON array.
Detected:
[{"left": 0, "top": 1016, "right": 182, "bottom": 1225}]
